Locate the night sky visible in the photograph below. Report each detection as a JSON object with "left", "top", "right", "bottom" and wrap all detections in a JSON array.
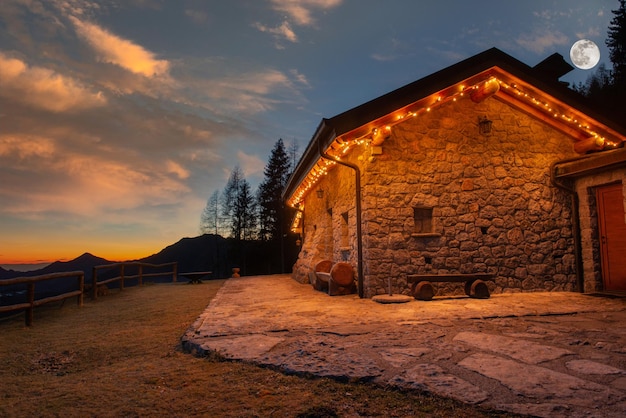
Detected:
[{"left": 0, "top": 0, "right": 615, "bottom": 266}]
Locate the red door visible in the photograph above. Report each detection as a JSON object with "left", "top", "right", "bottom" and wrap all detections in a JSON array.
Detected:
[{"left": 597, "top": 183, "right": 626, "bottom": 291}]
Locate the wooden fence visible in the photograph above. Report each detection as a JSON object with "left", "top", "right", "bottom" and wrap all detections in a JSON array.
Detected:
[
  {"left": 91, "top": 262, "right": 177, "bottom": 300},
  {"left": 0, "top": 271, "right": 84, "bottom": 326}
]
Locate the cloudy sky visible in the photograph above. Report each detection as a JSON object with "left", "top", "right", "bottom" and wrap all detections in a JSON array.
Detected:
[{"left": 0, "top": 0, "right": 615, "bottom": 266}]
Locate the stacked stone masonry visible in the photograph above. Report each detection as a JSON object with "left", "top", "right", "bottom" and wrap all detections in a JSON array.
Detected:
[{"left": 293, "top": 96, "right": 581, "bottom": 298}]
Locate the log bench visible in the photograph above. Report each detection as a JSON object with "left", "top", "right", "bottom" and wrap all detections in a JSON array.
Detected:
[
  {"left": 311, "top": 260, "right": 356, "bottom": 296},
  {"left": 407, "top": 273, "right": 494, "bottom": 301},
  {"left": 311, "top": 260, "right": 333, "bottom": 292}
]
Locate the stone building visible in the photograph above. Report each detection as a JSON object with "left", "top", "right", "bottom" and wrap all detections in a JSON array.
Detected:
[{"left": 283, "top": 48, "right": 626, "bottom": 298}]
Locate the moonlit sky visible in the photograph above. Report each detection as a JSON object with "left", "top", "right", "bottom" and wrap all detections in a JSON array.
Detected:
[{"left": 0, "top": 0, "right": 616, "bottom": 265}]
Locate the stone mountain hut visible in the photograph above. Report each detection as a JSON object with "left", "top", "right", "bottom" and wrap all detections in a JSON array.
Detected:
[{"left": 283, "top": 48, "right": 626, "bottom": 299}]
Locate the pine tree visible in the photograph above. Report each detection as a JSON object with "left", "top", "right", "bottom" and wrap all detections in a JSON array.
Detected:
[
  {"left": 582, "top": 63, "right": 612, "bottom": 100},
  {"left": 607, "top": 0, "right": 626, "bottom": 90},
  {"left": 258, "top": 139, "right": 292, "bottom": 242},
  {"left": 222, "top": 166, "right": 257, "bottom": 241},
  {"left": 257, "top": 139, "right": 300, "bottom": 273},
  {"left": 237, "top": 178, "right": 258, "bottom": 241}
]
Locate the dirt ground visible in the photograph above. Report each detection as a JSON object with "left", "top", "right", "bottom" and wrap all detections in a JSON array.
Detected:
[{"left": 0, "top": 280, "right": 521, "bottom": 417}]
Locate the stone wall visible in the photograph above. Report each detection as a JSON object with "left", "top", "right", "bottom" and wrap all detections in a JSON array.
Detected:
[
  {"left": 293, "top": 95, "right": 582, "bottom": 297},
  {"left": 291, "top": 161, "right": 358, "bottom": 284}
]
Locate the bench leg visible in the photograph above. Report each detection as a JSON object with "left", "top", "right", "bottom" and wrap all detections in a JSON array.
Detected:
[
  {"left": 469, "top": 279, "right": 490, "bottom": 299},
  {"left": 313, "top": 274, "right": 329, "bottom": 292},
  {"left": 412, "top": 281, "right": 434, "bottom": 301},
  {"left": 464, "top": 280, "right": 473, "bottom": 296}
]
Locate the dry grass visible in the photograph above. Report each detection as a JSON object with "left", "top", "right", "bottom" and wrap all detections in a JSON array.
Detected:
[{"left": 0, "top": 280, "right": 520, "bottom": 417}]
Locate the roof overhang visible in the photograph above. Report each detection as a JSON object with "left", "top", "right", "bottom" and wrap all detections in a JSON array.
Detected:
[
  {"left": 554, "top": 147, "right": 626, "bottom": 178},
  {"left": 283, "top": 48, "right": 626, "bottom": 208}
]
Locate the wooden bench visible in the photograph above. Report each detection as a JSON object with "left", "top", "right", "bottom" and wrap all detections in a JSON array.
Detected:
[
  {"left": 407, "top": 273, "right": 494, "bottom": 301},
  {"left": 310, "top": 260, "right": 356, "bottom": 296},
  {"left": 311, "top": 260, "right": 333, "bottom": 292}
]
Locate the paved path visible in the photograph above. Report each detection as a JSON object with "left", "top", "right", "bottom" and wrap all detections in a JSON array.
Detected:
[{"left": 182, "top": 275, "right": 626, "bottom": 417}]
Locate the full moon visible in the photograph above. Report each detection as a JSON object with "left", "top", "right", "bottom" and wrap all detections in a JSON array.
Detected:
[{"left": 570, "top": 39, "right": 600, "bottom": 70}]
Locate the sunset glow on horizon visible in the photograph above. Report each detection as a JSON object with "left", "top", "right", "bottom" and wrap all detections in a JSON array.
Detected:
[
  {"left": 0, "top": 1, "right": 612, "bottom": 265},
  {"left": 1, "top": 235, "right": 172, "bottom": 265}
]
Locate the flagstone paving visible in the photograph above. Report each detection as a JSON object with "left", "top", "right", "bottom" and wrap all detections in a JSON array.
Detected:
[{"left": 182, "top": 274, "right": 626, "bottom": 417}]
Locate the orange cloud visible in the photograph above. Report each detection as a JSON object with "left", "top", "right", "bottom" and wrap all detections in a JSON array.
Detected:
[
  {"left": 166, "top": 160, "right": 190, "bottom": 179},
  {"left": 0, "top": 52, "right": 106, "bottom": 112},
  {"left": 0, "top": 135, "right": 56, "bottom": 159},
  {"left": 0, "top": 134, "right": 189, "bottom": 218},
  {"left": 70, "top": 16, "right": 170, "bottom": 77}
]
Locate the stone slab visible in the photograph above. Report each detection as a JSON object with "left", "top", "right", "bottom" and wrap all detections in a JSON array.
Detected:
[
  {"left": 390, "top": 363, "right": 489, "bottom": 404},
  {"left": 458, "top": 353, "right": 625, "bottom": 407},
  {"left": 201, "top": 335, "right": 284, "bottom": 360},
  {"left": 453, "top": 331, "right": 574, "bottom": 364},
  {"left": 379, "top": 347, "right": 430, "bottom": 368},
  {"left": 566, "top": 359, "right": 626, "bottom": 375}
]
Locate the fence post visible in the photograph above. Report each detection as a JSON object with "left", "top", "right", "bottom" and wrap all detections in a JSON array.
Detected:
[
  {"left": 120, "top": 264, "right": 125, "bottom": 290},
  {"left": 92, "top": 267, "right": 98, "bottom": 300},
  {"left": 78, "top": 273, "right": 84, "bottom": 307},
  {"left": 138, "top": 264, "right": 143, "bottom": 286},
  {"left": 26, "top": 283, "right": 35, "bottom": 326}
]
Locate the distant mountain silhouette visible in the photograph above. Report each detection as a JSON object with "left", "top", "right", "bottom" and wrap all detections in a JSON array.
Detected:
[
  {"left": 0, "top": 234, "right": 232, "bottom": 281},
  {"left": 0, "top": 253, "right": 111, "bottom": 280},
  {"left": 141, "top": 234, "right": 230, "bottom": 278},
  {"left": 45, "top": 253, "right": 112, "bottom": 274}
]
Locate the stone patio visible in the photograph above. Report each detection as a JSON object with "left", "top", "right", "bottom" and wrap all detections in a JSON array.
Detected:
[{"left": 182, "top": 274, "right": 626, "bottom": 417}]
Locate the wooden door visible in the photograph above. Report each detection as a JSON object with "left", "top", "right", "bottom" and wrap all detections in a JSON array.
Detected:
[{"left": 597, "top": 183, "right": 626, "bottom": 291}]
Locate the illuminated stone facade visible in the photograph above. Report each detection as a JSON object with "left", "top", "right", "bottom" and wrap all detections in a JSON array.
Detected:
[
  {"left": 286, "top": 49, "right": 626, "bottom": 298},
  {"left": 293, "top": 94, "right": 581, "bottom": 298}
]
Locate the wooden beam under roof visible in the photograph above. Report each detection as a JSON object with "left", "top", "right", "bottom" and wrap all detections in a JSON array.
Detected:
[{"left": 554, "top": 147, "right": 626, "bottom": 178}]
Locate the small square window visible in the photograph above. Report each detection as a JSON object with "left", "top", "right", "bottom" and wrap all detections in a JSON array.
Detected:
[{"left": 413, "top": 207, "right": 433, "bottom": 233}]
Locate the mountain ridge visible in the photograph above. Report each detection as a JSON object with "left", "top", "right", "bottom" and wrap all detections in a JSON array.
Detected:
[{"left": 0, "top": 234, "right": 230, "bottom": 281}]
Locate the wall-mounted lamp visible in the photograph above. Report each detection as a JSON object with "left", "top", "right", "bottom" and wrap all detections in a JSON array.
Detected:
[
  {"left": 478, "top": 116, "right": 492, "bottom": 135},
  {"left": 316, "top": 189, "right": 324, "bottom": 198}
]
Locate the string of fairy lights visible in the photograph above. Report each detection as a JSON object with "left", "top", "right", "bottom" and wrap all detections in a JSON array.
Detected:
[{"left": 287, "top": 71, "right": 624, "bottom": 216}]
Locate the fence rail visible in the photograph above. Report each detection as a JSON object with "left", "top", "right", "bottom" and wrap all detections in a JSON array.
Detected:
[
  {"left": 0, "top": 271, "right": 84, "bottom": 326},
  {"left": 92, "top": 262, "right": 177, "bottom": 300}
]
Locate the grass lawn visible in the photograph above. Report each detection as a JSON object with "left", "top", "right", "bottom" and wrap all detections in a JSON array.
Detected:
[{"left": 0, "top": 280, "right": 520, "bottom": 417}]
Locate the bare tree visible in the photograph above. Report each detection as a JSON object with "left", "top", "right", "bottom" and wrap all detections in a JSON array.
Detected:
[{"left": 199, "top": 190, "right": 221, "bottom": 235}]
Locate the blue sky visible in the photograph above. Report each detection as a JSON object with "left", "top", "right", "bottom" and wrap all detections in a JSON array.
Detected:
[{"left": 0, "top": 0, "right": 616, "bottom": 264}]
